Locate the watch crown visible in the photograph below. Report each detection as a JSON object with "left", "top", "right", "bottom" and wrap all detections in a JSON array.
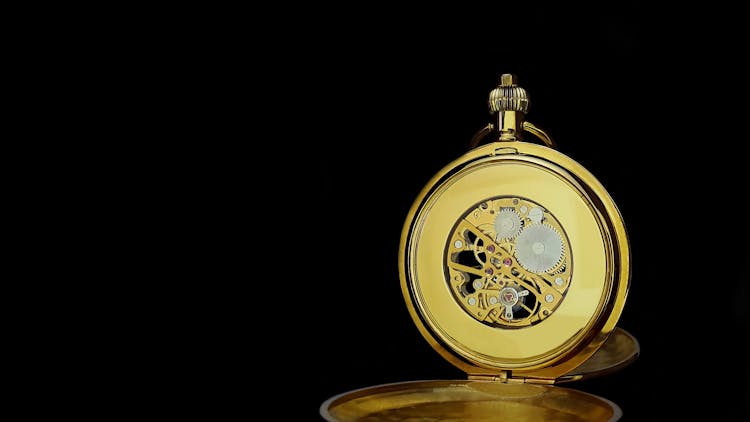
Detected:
[{"left": 488, "top": 73, "right": 529, "bottom": 114}]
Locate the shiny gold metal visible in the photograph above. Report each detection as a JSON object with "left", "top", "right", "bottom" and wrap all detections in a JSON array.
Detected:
[
  {"left": 523, "top": 121, "right": 557, "bottom": 149},
  {"left": 560, "top": 327, "right": 640, "bottom": 383},
  {"left": 468, "top": 121, "right": 556, "bottom": 149},
  {"left": 321, "top": 380, "right": 621, "bottom": 422},
  {"left": 399, "top": 139, "right": 630, "bottom": 381},
  {"left": 488, "top": 73, "right": 528, "bottom": 141},
  {"left": 322, "top": 74, "right": 636, "bottom": 421}
]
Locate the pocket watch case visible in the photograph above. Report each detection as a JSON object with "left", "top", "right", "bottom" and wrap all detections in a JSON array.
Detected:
[{"left": 321, "top": 74, "right": 638, "bottom": 422}]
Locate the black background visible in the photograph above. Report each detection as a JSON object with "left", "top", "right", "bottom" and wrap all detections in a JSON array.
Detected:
[
  {"left": 282, "top": 4, "right": 750, "bottom": 421},
  {"left": 22, "top": 4, "right": 749, "bottom": 421}
]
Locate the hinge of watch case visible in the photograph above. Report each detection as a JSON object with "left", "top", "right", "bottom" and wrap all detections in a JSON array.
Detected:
[{"left": 468, "top": 371, "right": 555, "bottom": 385}]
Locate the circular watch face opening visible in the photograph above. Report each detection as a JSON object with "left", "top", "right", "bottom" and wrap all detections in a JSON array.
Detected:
[
  {"left": 401, "top": 144, "right": 629, "bottom": 372},
  {"left": 446, "top": 196, "right": 572, "bottom": 329}
]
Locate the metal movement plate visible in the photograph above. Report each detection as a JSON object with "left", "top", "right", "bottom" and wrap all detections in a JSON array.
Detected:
[{"left": 447, "top": 196, "right": 571, "bottom": 328}]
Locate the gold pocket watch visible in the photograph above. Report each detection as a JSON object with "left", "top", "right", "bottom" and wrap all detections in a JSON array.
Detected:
[{"left": 321, "top": 74, "right": 639, "bottom": 421}]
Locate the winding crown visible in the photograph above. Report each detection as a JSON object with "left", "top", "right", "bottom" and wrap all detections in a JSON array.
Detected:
[{"left": 488, "top": 74, "right": 529, "bottom": 114}]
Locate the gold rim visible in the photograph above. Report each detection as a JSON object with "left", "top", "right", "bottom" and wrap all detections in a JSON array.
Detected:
[
  {"left": 399, "top": 141, "right": 630, "bottom": 379},
  {"left": 321, "top": 380, "right": 622, "bottom": 422}
]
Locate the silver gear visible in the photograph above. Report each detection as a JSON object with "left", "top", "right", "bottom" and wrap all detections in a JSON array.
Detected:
[
  {"left": 514, "top": 224, "right": 564, "bottom": 273},
  {"left": 527, "top": 207, "right": 544, "bottom": 223},
  {"left": 494, "top": 208, "right": 523, "bottom": 240}
]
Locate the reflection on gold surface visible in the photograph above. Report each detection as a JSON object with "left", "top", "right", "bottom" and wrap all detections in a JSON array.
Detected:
[
  {"left": 400, "top": 142, "right": 630, "bottom": 378},
  {"left": 322, "top": 380, "right": 619, "bottom": 422},
  {"left": 562, "top": 327, "right": 640, "bottom": 382}
]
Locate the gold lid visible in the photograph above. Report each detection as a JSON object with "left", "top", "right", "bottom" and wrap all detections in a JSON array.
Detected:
[{"left": 322, "top": 380, "right": 622, "bottom": 422}]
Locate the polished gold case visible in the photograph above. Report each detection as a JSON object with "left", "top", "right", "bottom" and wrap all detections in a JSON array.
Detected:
[{"left": 321, "top": 74, "right": 638, "bottom": 422}]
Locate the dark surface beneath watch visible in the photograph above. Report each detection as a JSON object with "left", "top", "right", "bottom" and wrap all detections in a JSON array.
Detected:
[{"left": 277, "top": 5, "right": 750, "bottom": 422}]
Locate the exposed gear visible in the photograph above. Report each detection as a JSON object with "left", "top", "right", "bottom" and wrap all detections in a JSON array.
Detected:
[
  {"left": 447, "top": 196, "right": 571, "bottom": 328},
  {"left": 514, "top": 224, "right": 564, "bottom": 273},
  {"left": 527, "top": 207, "right": 544, "bottom": 223},
  {"left": 494, "top": 208, "right": 523, "bottom": 240},
  {"left": 498, "top": 285, "right": 530, "bottom": 320}
]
